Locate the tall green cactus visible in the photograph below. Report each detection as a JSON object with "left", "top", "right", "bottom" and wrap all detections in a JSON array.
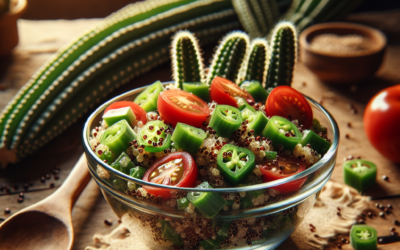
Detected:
[
  {"left": 206, "top": 31, "right": 250, "bottom": 85},
  {"left": 239, "top": 38, "right": 269, "bottom": 87},
  {"left": 0, "top": 0, "right": 242, "bottom": 167},
  {"left": 171, "top": 31, "right": 205, "bottom": 88},
  {"left": 265, "top": 21, "right": 297, "bottom": 88},
  {"left": 286, "top": 0, "right": 365, "bottom": 30},
  {"left": 232, "top": 0, "right": 280, "bottom": 37}
]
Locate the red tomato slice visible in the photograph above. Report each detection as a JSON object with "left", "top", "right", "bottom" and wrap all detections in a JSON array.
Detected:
[
  {"left": 364, "top": 85, "right": 400, "bottom": 163},
  {"left": 143, "top": 152, "right": 198, "bottom": 199},
  {"left": 210, "top": 76, "right": 255, "bottom": 107},
  {"left": 158, "top": 89, "right": 210, "bottom": 127},
  {"left": 266, "top": 86, "right": 313, "bottom": 128},
  {"left": 104, "top": 101, "right": 147, "bottom": 125},
  {"left": 260, "top": 155, "right": 307, "bottom": 194}
]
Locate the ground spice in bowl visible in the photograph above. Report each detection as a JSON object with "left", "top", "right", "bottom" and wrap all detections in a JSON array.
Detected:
[{"left": 309, "top": 34, "right": 373, "bottom": 56}]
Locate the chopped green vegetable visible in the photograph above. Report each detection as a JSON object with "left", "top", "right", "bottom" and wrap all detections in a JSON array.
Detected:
[
  {"left": 129, "top": 166, "right": 146, "bottom": 179},
  {"left": 137, "top": 120, "right": 171, "bottom": 153},
  {"left": 134, "top": 81, "right": 164, "bottom": 112},
  {"left": 209, "top": 105, "right": 242, "bottom": 138},
  {"left": 159, "top": 220, "right": 183, "bottom": 246},
  {"left": 111, "top": 152, "right": 135, "bottom": 175},
  {"left": 100, "top": 120, "right": 136, "bottom": 157},
  {"left": 177, "top": 197, "right": 190, "bottom": 210},
  {"left": 343, "top": 159, "right": 377, "bottom": 192},
  {"left": 182, "top": 82, "right": 210, "bottom": 102},
  {"left": 217, "top": 144, "right": 256, "bottom": 186},
  {"left": 262, "top": 116, "right": 302, "bottom": 151},
  {"left": 264, "top": 151, "right": 277, "bottom": 160},
  {"left": 171, "top": 122, "right": 207, "bottom": 155},
  {"left": 97, "top": 149, "right": 115, "bottom": 164},
  {"left": 187, "top": 182, "right": 227, "bottom": 218},
  {"left": 350, "top": 225, "right": 377, "bottom": 250},
  {"left": 240, "top": 80, "right": 269, "bottom": 103},
  {"left": 300, "top": 130, "right": 331, "bottom": 154},
  {"left": 241, "top": 108, "right": 269, "bottom": 136},
  {"left": 102, "top": 106, "right": 136, "bottom": 127},
  {"left": 237, "top": 97, "right": 256, "bottom": 112}
]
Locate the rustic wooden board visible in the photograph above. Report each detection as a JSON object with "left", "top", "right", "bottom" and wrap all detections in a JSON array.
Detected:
[{"left": 0, "top": 12, "right": 399, "bottom": 249}]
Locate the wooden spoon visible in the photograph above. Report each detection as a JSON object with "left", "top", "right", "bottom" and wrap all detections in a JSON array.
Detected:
[{"left": 0, "top": 154, "right": 91, "bottom": 250}]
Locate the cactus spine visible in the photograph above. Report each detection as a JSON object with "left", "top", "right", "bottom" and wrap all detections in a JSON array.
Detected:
[
  {"left": 206, "top": 31, "right": 250, "bottom": 85},
  {"left": 240, "top": 38, "right": 269, "bottom": 87},
  {"left": 171, "top": 31, "right": 205, "bottom": 88},
  {"left": 265, "top": 21, "right": 297, "bottom": 88}
]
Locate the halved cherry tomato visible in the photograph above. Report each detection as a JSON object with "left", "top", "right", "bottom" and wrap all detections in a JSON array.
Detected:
[
  {"left": 364, "top": 85, "right": 400, "bottom": 163},
  {"left": 260, "top": 155, "right": 307, "bottom": 193},
  {"left": 143, "top": 152, "right": 198, "bottom": 199},
  {"left": 104, "top": 101, "right": 147, "bottom": 125},
  {"left": 210, "top": 76, "right": 255, "bottom": 108},
  {"left": 158, "top": 89, "right": 210, "bottom": 127},
  {"left": 266, "top": 86, "right": 313, "bottom": 128}
]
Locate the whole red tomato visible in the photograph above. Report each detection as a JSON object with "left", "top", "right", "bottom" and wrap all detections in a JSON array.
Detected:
[{"left": 364, "top": 85, "right": 400, "bottom": 163}]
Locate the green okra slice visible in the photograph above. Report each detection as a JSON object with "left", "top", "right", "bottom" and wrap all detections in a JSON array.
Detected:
[
  {"left": 134, "top": 80, "right": 164, "bottom": 112},
  {"left": 299, "top": 130, "right": 331, "bottom": 155},
  {"left": 100, "top": 119, "right": 136, "bottom": 157},
  {"left": 130, "top": 166, "right": 146, "bottom": 179},
  {"left": 187, "top": 181, "right": 227, "bottom": 218},
  {"left": 241, "top": 108, "right": 269, "bottom": 136},
  {"left": 236, "top": 97, "right": 256, "bottom": 112},
  {"left": 262, "top": 116, "right": 302, "bottom": 151},
  {"left": 182, "top": 82, "right": 210, "bottom": 102},
  {"left": 217, "top": 144, "right": 256, "bottom": 186},
  {"left": 171, "top": 122, "right": 207, "bottom": 155},
  {"left": 209, "top": 105, "right": 242, "bottom": 138},
  {"left": 240, "top": 80, "right": 269, "bottom": 103},
  {"left": 137, "top": 120, "right": 171, "bottom": 153},
  {"left": 177, "top": 197, "right": 190, "bottom": 210},
  {"left": 343, "top": 159, "right": 377, "bottom": 193},
  {"left": 102, "top": 106, "right": 136, "bottom": 127},
  {"left": 350, "top": 225, "right": 378, "bottom": 250},
  {"left": 111, "top": 152, "right": 135, "bottom": 175}
]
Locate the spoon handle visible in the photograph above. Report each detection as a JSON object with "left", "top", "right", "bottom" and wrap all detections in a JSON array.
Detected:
[{"left": 49, "top": 153, "right": 91, "bottom": 210}]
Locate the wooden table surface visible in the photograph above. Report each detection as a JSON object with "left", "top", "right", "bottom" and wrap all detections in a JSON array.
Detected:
[{"left": 1, "top": 10, "right": 400, "bottom": 250}]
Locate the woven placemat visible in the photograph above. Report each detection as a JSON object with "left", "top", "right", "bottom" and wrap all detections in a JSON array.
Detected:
[{"left": 85, "top": 181, "right": 370, "bottom": 250}]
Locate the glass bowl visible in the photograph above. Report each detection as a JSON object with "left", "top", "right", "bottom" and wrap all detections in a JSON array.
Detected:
[{"left": 82, "top": 82, "right": 339, "bottom": 250}]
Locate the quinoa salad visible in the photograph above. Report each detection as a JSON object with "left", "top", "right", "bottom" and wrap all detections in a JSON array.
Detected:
[{"left": 89, "top": 77, "right": 331, "bottom": 249}]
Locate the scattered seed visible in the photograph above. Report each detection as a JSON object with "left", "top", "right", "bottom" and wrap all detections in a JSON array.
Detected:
[
  {"left": 382, "top": 175, "right": 389, "bottom": 181},
  {"left": 345, "top": 134, "right": 350, "bottom": 139},
  {"left": 19, "top": 192, "right": 24, "bottom": 198},
  {"left": 17, "top": 197, "right": 24, "bottom": 203},
  {"left": 379, "top": 212, "right": 385, "bottom": 218},
  {"left": 390, "top": 227, "right": 396, "bottom": 232},
  {"left": 4, "top": 208, "right": 10, "bottom": 214},
  {"left": 40, "top": 177, "right": 45, "bottom": 183},
  {"left": 347, "top": 122, "right": 352, "bottom": 128},
  {"left": 49, "top": 183, "right": 55, "bottom": 188},
  {"left": 45, "top": 174, "right": 51, "bottom": 180},
  {"left": 394, "top": 220, "right": 400, "bottom": 226},
  {"left": 104, "top": 219, "right": 112, "bottom": 226}
]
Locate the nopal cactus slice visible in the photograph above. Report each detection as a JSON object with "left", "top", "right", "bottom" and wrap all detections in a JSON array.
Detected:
[
  {"left": 171, "top": 31, "right": 205, "bottom": 88},
  {"left": 265, "top": 21, "right": 298, "bottom": 88},
  {"left": 240, "top": 38, "right": 269, "bottom": 87},
  {"left": 206, "top": 31, "right": 250, "bottom": 85}
]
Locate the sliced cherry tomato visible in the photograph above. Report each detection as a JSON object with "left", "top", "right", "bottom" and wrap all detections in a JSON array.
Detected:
[
  {"left": 210, "top": 76, "right": 255, "bottom": 108},
  {"left": 104, "top": 101, "right": 147, "bottom": 125},
  {"left": 266, "top": 86, "right": 313, "bottom": 128},
  {"left": 260, "top": 155, "right": 307, "bottom": 193},
  {"left": 143, "top": 152, "right": 198, "bottom": 199},
  {"left": 158, "top": 89, "right": 210, "bottom": 127},
  {"left": 364, "top": 85, "right": 400, "bottom": 163}
]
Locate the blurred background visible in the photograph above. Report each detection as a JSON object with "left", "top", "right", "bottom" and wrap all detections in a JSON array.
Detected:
[{"left": 21, "top": 0, "right": 400, "bottom": 20}]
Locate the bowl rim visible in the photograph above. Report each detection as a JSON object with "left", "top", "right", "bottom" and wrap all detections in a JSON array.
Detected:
[
  {"left": 299, "top": 22, "right": 387, "bottom": 58},
  {"left": 82, "top": 82, "right": 339, "bottom": 193}
]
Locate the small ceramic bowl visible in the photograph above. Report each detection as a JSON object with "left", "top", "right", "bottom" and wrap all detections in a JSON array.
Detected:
[{"left": 299, "top": 22, "right": 387, "bottom": 84}]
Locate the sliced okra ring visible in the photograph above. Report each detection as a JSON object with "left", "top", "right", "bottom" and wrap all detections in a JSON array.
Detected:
[
  {"left": 209, "top": 105, "right": 242, "bottom": 138},
  {"left": 236, "top": 97, "right": 256, "bottom": 112},
  {"left": 343, "top": 159, "right": 377, "bottom": 192},
  {"left": 129, "top": 166, "right": 146, "bottom": 179},
  {"left": 217, "top": 144, "right": 255, "bottom": 186},
  {"left": 137, "top": 120, "right": 172, "bottom": 153},
  {"left": 134, "top": 81, "right": 164, "bottom": 112},
  {"left": 240, "top": 80, "right": 269, "bottom": 103},
  {"left": 176, "top": 197, "right": 190, "bottom": 210},
  {"left": 100, "top": 119, "right": 136, "bottom": 157},
  {"left": 350, "top": 225, "right": 377, "bottom": 250},
  {"left": 171, "top": 122, "right": 207, "bottom": 155},
  {"left": 261, "top": 116, "right": 302, "bottom": 151},
  {"left": 241, "top": 108, "right": 269, "bottom": 136},
  {"left": 111, "top": 152, "right": 135, "bottom": 175}
]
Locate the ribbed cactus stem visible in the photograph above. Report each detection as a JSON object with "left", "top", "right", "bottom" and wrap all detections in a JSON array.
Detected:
[
  {"left": 265, "top": 21, "right": 298, "bottom": 88},
  {"left": 240, "top": 38, "right": 269, "bottom": 87},
  {"left": 232, "top": 0, "right": 279, "bottom": 37},
  {"left": 171, "top": 30, "right": 205, "bottom": 88},
  {"left": 206, "top": 31, "right": 250, "bottom": 85}
]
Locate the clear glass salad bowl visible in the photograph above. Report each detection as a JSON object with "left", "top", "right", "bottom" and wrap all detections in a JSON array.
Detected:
[{"left": 82, "top": 82, "right": 339, "bottom": 250}]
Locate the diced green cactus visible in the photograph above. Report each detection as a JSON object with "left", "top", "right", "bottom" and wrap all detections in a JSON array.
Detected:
[
  {"left": 232, "top": 0, "right": 279, "bottom": 37},
  {"left": 239, "top": 38, "right": 269, "bottom": 87},
  {"left": 171, "top": 31, "right": 205, "bottom": 88},
  {"left": 265, "top": 21, "right": 297, "bottom": 88},
  {"left": 206, "top": 31, "right": 250, "bottom": 85}
]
